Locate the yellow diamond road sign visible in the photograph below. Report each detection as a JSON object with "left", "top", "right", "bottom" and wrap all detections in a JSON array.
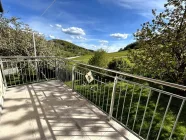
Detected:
[{"left": 85, "top": 71, "right": 94, "bottom": 83}]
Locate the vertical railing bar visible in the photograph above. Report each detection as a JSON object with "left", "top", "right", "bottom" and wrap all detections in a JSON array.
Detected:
[
  {"left": 0, "top": 60, "right": 7, "bottom": 88},
  {"left": 96, "top": 76, "right": 99, "bottom": 104},
  {"left": 15, "top": 61, "right": 20, "bottom": 85},
  {"left": 66, "top": 65, "right": 68, "bottom": 82},
  {"left": 62, "top": 64, "right": 64, "bottom": 82},
  {"left": 126, "top": 84, "right": 136, "bottom": 126},
  {"left": 132, "top": 86, "right": 144, "bottom": 131},
  {"left": 78, "top": 70, "right": 80, "bottom": 93},
  {"left": 88, "top": 76, "right": 90, "bottom": 101},
  {"left": 7, "top": 61, "right": 11, "bottom": 86},
  {"left": 75, "top": 71, "right": 77, "bottom": 90},
  {"left": 83, "top": 72, "right": 85, "bottom": 96},
  {"left": 20, "top": 61, "right": 24, "bottom": 84},
  {"left": 39, "top": 60, "right": 41, "bottom": 81},
  {"left": 79, "top": 70, "right": 81, "bottom": 93},
  {"left": 49, "top": 61, "right": 52, "bottom": 80},
  {"left": 79, "top": 70, "right": 82, "bottom": 93},
  {"left": 44, "top": 60, "right": 48, "bottom": 79},
  {"left": 89, "top": 77, "right": 92, "bottom": 102},
  {"left": 99, "top": 78, "right": 102, "bottom": 106},
  {"left": 31, "top": 61, "right": 35, "bottom": 83},
  {"left": 24, "top": 61, "right": 27, "bottom": 84},
  {"left": 44, "top": 61, "right": 46, "bottom": 81},
  {"left": 28, "top": 61, "right": 31, "bottom": 83},
  {"left": 36, "top": 60, "right": 39, "bottom": 81},
  {"left": 46, "top": 62, "right": 49, "bottom": 80},
  {"left": 42, "top": 60, "right": 44, "bottom": 80},
  {"left": 139, "top": 89, "right": 152, "bottom": 135},
  {"left": 120, "top": 83, "right": 129, "bottom": 122},
  {"left": 82, "top": 72, "right": 85, "bottom": 96},
  {"left": 156, "top": 95, "right": 173, "bottom": 140},
  {"left": 82, "top": 71, "right": 84, "bottom": 95},
  {"left": 47, "top": 60, "right": 50, "bottom": 80},
  {"left": 168, "top": 99, "right": 185, "bottom": 140},
  {"left": 116, "top": 83, "right": 122, "bottom": 119},
  {"left": 35, "top": 57, "right": 38, "bottom": 82},
  {"left": 93, "top": 77, "right": 96, "bottom": 103},
  {"left": 102, "top": 79, "right": 107, "bottom": 110},
  {"left": 85, "top": 73, "right": 87, "bottom": 98},
  {"left": 49, "top": 60, "right": 52, "bottom": 79},
  {"left": 11, "top": 61, "right": 16, "bottom": 86},
  {"left": 76, "top": 70, "right": 78, "bottom": 92},
  {"left": 72, "top": 65, "right": 75, "bottom": 90},
  {"left": 54, "top": 58, "right": 56, "bottom": 80},
  {"left": 146, "top": 92, "right": 162, "bottom": 140},
  {"left": 66, "top": 64, "right": 68, "bottom": 82},
  {"left": 108, "top": 76, "right": 118, "bottom": 120},
  {"left": 106, "top": 81, "right": 111, "bottom": 113}
]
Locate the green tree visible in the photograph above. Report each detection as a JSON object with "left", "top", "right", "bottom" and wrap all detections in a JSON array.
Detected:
[
  {"left": 88, "top": 49, "right": 108, "bottom": 68},
  {"left": 130, "top": 0, "right": 186, "bottom": 85},
  {"left": 0, "top": 17, "right": 56, "bottom": 56}
]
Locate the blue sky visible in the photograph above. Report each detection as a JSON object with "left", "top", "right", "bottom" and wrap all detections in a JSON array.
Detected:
[{"left": 2, "top": 0, "right": 166, "bottom": 52}]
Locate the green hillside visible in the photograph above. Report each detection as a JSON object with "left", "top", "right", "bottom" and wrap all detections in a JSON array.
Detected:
[
  {"left": 51, "top": 39, "right": 94, "bottom": 57},
  {"left": 73, "top": 50, "right": 129, "bottom": 63},
  {"left": 118, "top": 41, "right": 139, "bottom": 52}
]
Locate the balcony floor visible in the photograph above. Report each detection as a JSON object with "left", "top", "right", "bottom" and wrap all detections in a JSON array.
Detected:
[{"left": 0, "top": 80, "right": 139, "bottom": 140}]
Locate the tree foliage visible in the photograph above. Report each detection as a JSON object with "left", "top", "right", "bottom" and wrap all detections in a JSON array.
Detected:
[
  {"left": 0, "top": 17, "right": 56, "bottom": 56},
  {"left": 130, "top": 0, "right": 186, "bottom": 85},
  {"left": 88, "top": 49, "right": 108, "bottom": 68}
]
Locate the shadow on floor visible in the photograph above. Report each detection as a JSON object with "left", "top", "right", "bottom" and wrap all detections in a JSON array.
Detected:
[{"left": 0, "top": 80, "right": 132, "bottom": 140}]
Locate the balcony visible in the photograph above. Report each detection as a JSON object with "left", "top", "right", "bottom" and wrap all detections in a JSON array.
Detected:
[{"left": 0, "top": 56, "right": 186, "bottom": 140}]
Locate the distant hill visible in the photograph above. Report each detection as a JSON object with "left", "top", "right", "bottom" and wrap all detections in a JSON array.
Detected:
[
  {"left": 51, "top": 39, "right": 94, "bottom": 57},
  {"left": 118, "top": 42, "right": 139, "bottom": 52}
]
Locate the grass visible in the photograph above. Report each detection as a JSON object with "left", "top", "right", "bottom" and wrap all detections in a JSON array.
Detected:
[
  {"left": 73, "top": 51, "right": 129, "bottom": 63},
  {"left": 64, "top": 69, "right": 186, "bottom": 140}
]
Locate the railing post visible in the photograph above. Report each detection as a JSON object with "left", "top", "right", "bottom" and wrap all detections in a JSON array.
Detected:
[
  {"left": 55, "top": 59, "right": 59, "bottom": 80},
  {"left": 108, "top": 76, "right": 118, "bottom": 120},
  {"left": 0, "top": 59, "right": 7, "bottom": 88},
  {"left": 72, "top": 65, "right": 75, "bottom": 90},
  {"left": 35, "top": 58, "right": 39, "bottom": 81}
]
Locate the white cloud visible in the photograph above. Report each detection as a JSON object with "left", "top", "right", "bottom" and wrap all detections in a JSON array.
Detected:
[
  {"left": 55, "top": 24, "right": 62, "bottom": 28},
  {"left": 71, "top": 36, "right": 87, "bottom": 40},
  {"left": 50, "top": 24, "right": 53, "bottom": 27},
  {"left": 49, "top": 35, "right": 55, "bottom": 39},
  {"left": 110, "top": 33, "right": 129, "bottom": 39},
  {"left": 62, "top": 27, "right": 86, "bottom": 36},
  {"left": 99, "top": 40, "right": 109, "bottom": 45}
]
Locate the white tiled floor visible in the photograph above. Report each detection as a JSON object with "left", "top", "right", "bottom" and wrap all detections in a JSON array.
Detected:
[{"left": 0, "top": 80, "right": 139, "bottom": 140}]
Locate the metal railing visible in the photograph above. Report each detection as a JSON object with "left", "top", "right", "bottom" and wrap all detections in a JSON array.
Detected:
[
  {"left": 0, "top": 56, "right": 57, "bottom": 87},
  {"left": 0, "top": 62, "right": 5, "bottom": 111},
  {"left": 0, "top": 56, "right": 186, "bottom": 140}
]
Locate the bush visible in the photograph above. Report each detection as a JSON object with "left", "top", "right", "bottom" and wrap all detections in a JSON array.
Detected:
[{"left": 107, "top": 58, "right": 131, "bottom": 72}]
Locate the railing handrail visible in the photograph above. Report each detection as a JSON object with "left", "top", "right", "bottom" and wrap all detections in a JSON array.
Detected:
[
  {"left": 1, "top": 56, "right": 186, "bottom": 91},
  {"left": 0, "top": 56, "right": 60, "bottom": 59},
  {"left": 75, "top": 62, "right": 186, "bottom": 91}
]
